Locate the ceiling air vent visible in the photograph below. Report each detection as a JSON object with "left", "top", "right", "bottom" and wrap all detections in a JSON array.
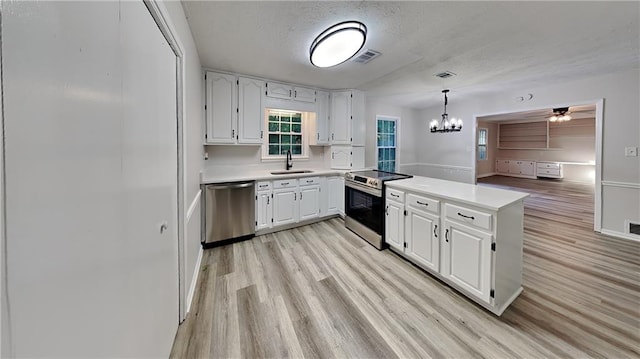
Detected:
[
  {"left": 434, "top": 71, "right": 456, "bottom": 79},
  {"left": 353, "top": 49, "right": 381, "bottom": 64}
]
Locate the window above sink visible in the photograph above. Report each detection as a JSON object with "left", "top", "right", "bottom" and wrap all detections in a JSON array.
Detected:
[{"left": 262, "top": 108, "right": 313, "bottom": 160}]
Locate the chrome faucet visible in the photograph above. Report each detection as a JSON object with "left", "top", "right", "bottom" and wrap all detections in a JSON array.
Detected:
[{"left": 286, "top": 149, "right": 293, "bottom": 170}]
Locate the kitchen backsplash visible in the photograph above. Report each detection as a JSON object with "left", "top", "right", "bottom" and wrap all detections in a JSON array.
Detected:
[{"left": 202, "top": 145, "right": 329, "bottom": 173}]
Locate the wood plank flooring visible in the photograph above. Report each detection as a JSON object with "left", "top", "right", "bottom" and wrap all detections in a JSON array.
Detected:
[{"left": 171, "top": 175, "right": 639, "bottom": 358}]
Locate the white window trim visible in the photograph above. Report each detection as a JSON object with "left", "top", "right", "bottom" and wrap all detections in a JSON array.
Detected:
[
  {"left": 375, "top": 115, "right": 400, "bottom": 172},
  {"left": 477, "top": 127, "right": 488, "bottom": 161},
  {"left": 261, "top": 109, "right": 310, "bottom": 161}
]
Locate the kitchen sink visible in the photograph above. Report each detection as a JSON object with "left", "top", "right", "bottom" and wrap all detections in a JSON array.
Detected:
[{"left": 270, "top": 170, "right": 314, "bottom": 175}]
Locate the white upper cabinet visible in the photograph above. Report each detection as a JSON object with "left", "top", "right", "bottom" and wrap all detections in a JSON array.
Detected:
[
  {"left": 237, "top": 77, "right": 264, "bottom": 144},
  {"left": 330, "top": 91, "right": 351, "bottom": 144},
  {"left": 309, "top": 90, "right": 330, "bottom": 146},
  {"left": 293, "top": 86, "right": 316, "bottom": 103},
  {"left": 266, "top": 81, "right": 316, "bottom": 104},
  {"left": 330, "top": 90, "right": 365, "bottom": 146},
  {"left": 265, "top": 81, "right": 292, "bottom": 100},
  {"left": 205, "top": 72, "right": 264, "bottom": 146},
  {"left": 205, "top": 71, "right": 237, "bottom": 144}
]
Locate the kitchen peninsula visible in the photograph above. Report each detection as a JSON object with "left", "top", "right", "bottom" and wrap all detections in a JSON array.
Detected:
[{"left": 385, "top": 176, "right": 529, "bottom": 315}]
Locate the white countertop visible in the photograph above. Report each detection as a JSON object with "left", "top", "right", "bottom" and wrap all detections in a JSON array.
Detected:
[
  {"left": 386, "top": 176, "right": 529, "bottom": 211},
  {"left": 200, "top": 167, "right": 347, "bottom": 184}
]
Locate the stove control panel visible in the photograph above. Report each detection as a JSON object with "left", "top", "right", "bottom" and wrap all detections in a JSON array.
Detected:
[{"left": 345, "top": 173, "right": 381, "bottom": 189}]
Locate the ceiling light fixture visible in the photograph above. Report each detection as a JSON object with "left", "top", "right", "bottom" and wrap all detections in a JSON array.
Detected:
[
  {"left": 429, "top": 90, "right": 462, "bottom": 133},
  {"left": 310, "top": 21, "right": 367, "bottom": 68},
  {"left": 549, "top": 107, "right": 571, "bottom": 122}
]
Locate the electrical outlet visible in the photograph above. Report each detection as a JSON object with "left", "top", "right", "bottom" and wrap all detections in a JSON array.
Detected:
[{"left": 625, "top": 147, "right": 638, "bottom": 157}]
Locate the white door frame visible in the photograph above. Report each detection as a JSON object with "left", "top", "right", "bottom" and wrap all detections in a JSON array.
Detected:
[
  {"left": 472, "top": 98, "right": 604, "bottom": 232},
  {"left": 143, "top": 0, "right": 187, "bottom": 320}
]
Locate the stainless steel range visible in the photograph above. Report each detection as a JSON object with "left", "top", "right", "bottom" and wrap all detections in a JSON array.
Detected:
[{"left": 344, "top": 169, "right": 412, "bottom": 249}]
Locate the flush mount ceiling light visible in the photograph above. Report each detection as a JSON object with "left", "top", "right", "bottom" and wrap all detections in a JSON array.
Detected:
[
  {"left": 310, "top": 21, "right": 367, "bottom": 68},
  {"left": 549, "top": 107, "right": 572, "bottom": 122},
  {"left": 429, "top": 90, "right": 462, "bottom": 133}
]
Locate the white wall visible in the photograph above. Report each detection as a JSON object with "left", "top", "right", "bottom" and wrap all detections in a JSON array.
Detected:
[
  {"left": 163, "top": 0, "right": 204, "bottom": 316},
  {"left": 364, "top": 99, "right": 419, "bottom": 172},
  {"left": 203, "top": 145, "right": 327, "bottom": 174},
  {"left": 416, "top": 68, "right": 640, "bottom": 238}
]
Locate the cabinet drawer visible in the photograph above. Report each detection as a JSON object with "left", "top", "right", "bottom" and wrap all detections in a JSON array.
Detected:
[
  {"left": 386, "top": 188, "right": 405, "bottom": 202},
  {"left": 407, "top": 193, "right": 439, "bottom": 214},
  {"left": 537, "top": 168, "right": 561, "bottom": 176},
  {"left": 273, "top": 179, "right": 297, "bottom": 189},
  {"left": 256, "top": 181, "right": 272, "bottom": 191},
  {"left": 445, "top": 203, "right": 492, "bottom": 231},
  {"left": 537, "top": 162, "right": 560, "bottom": 169},
  {"left": 299, "top": 176, "right": 320, "bottom": 186}
]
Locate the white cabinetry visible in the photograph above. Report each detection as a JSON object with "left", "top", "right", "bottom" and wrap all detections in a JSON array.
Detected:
[
  {"left": 273, "top": 179, "right": 299, "bottom": 226},
  {"left": 385, "top": 188, "right": 405, "bottom": 251},
  {"left": 326, "top": 176, "right": 341, "bottom": 215},
  {"left": 496, "top": 159, "right": 535, "bottom": 178},
  {"left": 405, "top": 193, "right": 440, "bottom": 272},
  {"left": 205, "top": 71, "right": 263, "bottom": 145},
  {"left": 205, "top": 72, "right": 236, "bottom": 144},
  {"left": 384, "top": 177, "right": 526, "bottom": 316},
  {"left": 536, "top": 161, "right": 563, "bottom": 179},
  {"left": 266, "top": 82, "right": 316, "bottom": 103},
  {"left": 331, "top": 145, "right": 365, "bottom": 170},
  {"left": 330, "top": 90, "right": 365, "bottom": 146},
  {"left": 255, "top": 181, "right": 272, "bottom": 231},
  {"left": 237, "top": 77, "right": 264, "bottom": 144},
  {"left": 299, "top": 177, "right": 320, "bottom": 221},
  {"left": 442, "top": 219, "right": 493, "bottom": 303},
  {"left": 309, "top": 90, "right": 330, "bottom": 146}
]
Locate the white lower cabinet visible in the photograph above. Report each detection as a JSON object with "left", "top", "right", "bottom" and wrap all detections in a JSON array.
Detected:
[
  {"left": 299, "top": 177, "right": 320, "bottom": 221},
  {"left": 406, "top": 208, "right": 440, "bottom": 273},
  {"left": 256, "top": 175, "right": 344, "bottom": 232},
  {"left": 384, "top": 182, "right": 525, "bottom": 316},
  {"left": 385, "top": 198, "right": 404, "bottom": 251},
  {"left": 273, "top": 179, "right": 299, "bottom": 226},
  {"left": 496, "top": 159, "right": 535, "bottom": 178},
  {"left": 441, "top": 220, "right": 493, "bottom": 303}
]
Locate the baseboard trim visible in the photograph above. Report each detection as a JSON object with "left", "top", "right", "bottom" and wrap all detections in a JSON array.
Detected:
[
  {"left": 600, "top": 229, "right": 640, "bottom": 242},
  {"left": 476, "top": 172, "right": 497, "bottom": 179},
  {"left": 185, "top": 247, "right": 203, "bottom": 315}
]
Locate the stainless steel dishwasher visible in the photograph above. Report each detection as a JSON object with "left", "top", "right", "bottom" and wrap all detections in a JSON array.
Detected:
[{"left": 203, "top": 181, "right": 255, "bottom": 248}]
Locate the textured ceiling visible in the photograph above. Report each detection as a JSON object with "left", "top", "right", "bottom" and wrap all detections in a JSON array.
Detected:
[{"left": 182, "top": 1, "right": 639, "bottom": 109}]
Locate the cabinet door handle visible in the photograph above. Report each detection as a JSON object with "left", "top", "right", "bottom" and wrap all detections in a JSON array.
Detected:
[
  {"left": 385, "top": 205, "right": 389, "bottom": 215},
  {"left": 445, "top": 228, "right": 449, "bottom": 242},
  {"left": 457, "top": 212, "right": 475, "bottom": 220},
  {"left": 417, "top": 201, "right": 428, "bottom": 206},
  {"left": 317, "top": 133, "right": 320, "bottom": 140},
  {"left": 294, "top": 90, "right": 297, "bottom": 97},
  {"left": 267, "top": 197, "right": 269, "bottom": 205},
  {"left": 281, "top": 182, "right": 289, "bottom": 186},
  {"left": 231, "top": 129, "right": 235, "bottom": 138},
  {"left": 294, "top": 192, "right": 297, "bottom": 200},
  {"left": 332, "top": 133, "right": 334, "bottom": 140},
  {"left": 332, "top": 152, "right": 335, "bottom": 159},
  {"left": 434, "top": 224, "right": 438, "bottom": 238},
  {"left": 306, "top": 180, "right": 313, "bottom": 183},
  {"left": 300, "top": 192, "right": 302, "bottom": 200},
  {"left": 260, "top": 130, "right": 263, "bottom": 139},
  {"left": 390, "top": 193, "right": 399, "bottom": 198}
]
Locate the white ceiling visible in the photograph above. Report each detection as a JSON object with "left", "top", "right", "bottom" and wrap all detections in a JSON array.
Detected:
[{"left": 181, "top": 1, "right": 639, "bottom": 109}]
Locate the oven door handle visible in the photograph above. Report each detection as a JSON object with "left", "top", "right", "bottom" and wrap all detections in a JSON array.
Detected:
[{"left": 345, "top": 180, "right": 382, "bottom": 197}]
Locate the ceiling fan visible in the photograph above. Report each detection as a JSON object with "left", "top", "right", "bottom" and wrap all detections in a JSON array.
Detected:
[{"left": 548, "top": 107, "right": 571, "bottom": 122}]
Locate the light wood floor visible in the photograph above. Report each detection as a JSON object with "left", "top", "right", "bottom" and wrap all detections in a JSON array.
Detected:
[{"left": 171, "top": 175, "right": 640, "bottom": 358}]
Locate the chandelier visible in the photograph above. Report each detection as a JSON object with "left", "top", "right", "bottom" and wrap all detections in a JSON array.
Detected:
[
  {"left": 429, "top": 89, "right": 462, "bottom": 133},
  {"left": 549, "top": 107, "right": 571, "bottom": 122}
]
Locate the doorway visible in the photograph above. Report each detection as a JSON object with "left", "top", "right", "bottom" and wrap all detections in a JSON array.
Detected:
[{"left": 473, "top": 101, "right": 603, "bottom": 232}]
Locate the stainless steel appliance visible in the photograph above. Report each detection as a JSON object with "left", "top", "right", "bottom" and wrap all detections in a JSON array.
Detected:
[
  {"left": 344, "top": 170, "right": 412, "bottom": 249},
  {"left": 203, "top": 181, "right": 255, "bottom": 248}
]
